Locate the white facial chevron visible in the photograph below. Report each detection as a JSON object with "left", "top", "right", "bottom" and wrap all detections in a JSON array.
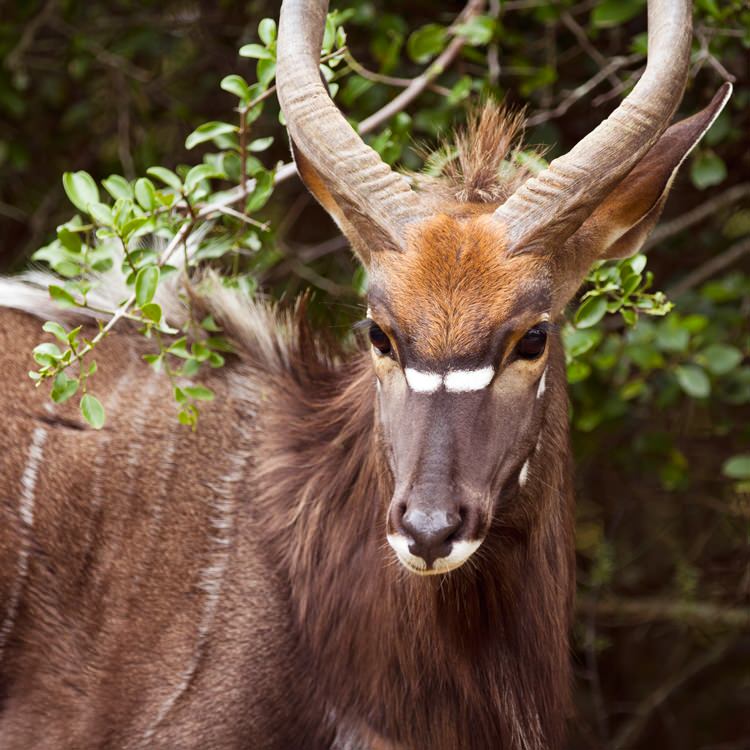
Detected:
[
  {"left": 404, "top": 366, "right": 495, "bottom": 394},
  {"left": 445, "top": 366, "right": 495, "bottom": 392},
  {"left": 404, "top": 368, "right": 443, "bottom": 393}
]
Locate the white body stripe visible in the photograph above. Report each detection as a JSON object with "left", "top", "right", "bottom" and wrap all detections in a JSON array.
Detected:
[
  {"left": 405, "top": 367, "right": 496, "bottom": 394},
  {"left": 0, "top": 426, "right": 47, "bottom": 663},
  {"left": 142, "top": 448, "right": 248, "bottom": 743}
]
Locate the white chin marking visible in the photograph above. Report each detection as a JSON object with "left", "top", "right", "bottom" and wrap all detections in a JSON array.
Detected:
[
  {"left": 444, "top": 366, "right": 495, "bottom": 393},
  {"left": 519, "top": 460, "right": 530, "bottom": 488},
  {"left": 537, "top": 367, "right": 547, "bottom": 399},
  {"left": 404, "top": 368, "right": 442, "bottom": 394},
  {"left": 387, "top": 534, "right": 481, "bottom": 576}
]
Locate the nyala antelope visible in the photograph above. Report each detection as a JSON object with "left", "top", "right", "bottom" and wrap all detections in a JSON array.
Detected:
[{"left": 0, "top": 0, "right": 731, "bottom": 747}]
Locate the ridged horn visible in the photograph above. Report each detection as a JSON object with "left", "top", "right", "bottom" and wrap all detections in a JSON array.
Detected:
[
  {"left": 276, "top": 0, "right": 426, "bottom": 253},
  {"left": 494, "top": 0, "right": 693, "bottom": 253}
]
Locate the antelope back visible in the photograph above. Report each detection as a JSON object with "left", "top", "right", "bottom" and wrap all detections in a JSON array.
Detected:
[{"left": 0, "top": 308, "right": 325, "bottom": 749}]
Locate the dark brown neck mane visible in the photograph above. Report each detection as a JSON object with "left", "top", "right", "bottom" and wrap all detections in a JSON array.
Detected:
[{"left": 251, "top": 328, "right": 575, "bottom": 750}]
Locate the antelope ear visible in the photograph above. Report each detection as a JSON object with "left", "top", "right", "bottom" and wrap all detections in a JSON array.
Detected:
[
  {"left": 290, "top": 138, "right": 402, "bottom": 267},
  {"left": 556, "top": 84, "right": 732, "bottom": 302}
]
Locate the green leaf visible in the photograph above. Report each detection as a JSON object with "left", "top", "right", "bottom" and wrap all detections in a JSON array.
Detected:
[
  {"left": 220, "top": 74, "right": 252, "bottom": 102},
  {"left": 563, "top": 327, "right": 602, "bottom": 358},
  {"left": 407, "top": 24, "right": 447, "bottom": 64},
  {"left": 183, "top": 385, "right": 215, "bottom": 401},
  {"left": 258, "top": 18, "right": 277, "bottom": 46},
  {"left": 592, "top": 0, "right": 645, "bottom": 28},
  {"left": 699, "top": 344, "right": 743, "bottom": 375},
  {"left": 33, "top": 342, "right": 62, "bottom": 366},
  {"left": 722, "top": 455, "right": 750, "bottom": 480},
  {"left": 57, "top": 227, "right": 83, "bottom": 254},
  {"left": 88, "top": 201, "right": 114, "bottom": 226},
  {"left": 81, "top": 394, "right": 105, "bottom": 429},
  {"left": 627, "top": 254, "right": 648, "bottom": 275},
  {"left": 239, "top": 43, "right": 274, "bottom": 60},
  {"left": 690, "top": 150, "right": 727, "bottom": 190},
  {"left": 140, "top": 302, "right": 162, "bottom": 323},
  {"left": 622, "top": 272, "right": 642, "bottom": 298},
  {"left": 184, "top": 164, "right": 222, "bottom": 193},
  {"left": 146, "top": 166, "right": 182, "bottom": 191},
  {"left": 68, "top": 325, "right": 82, "bottom": 345},
  {"left": 248, "top": 136, "right": 274, "bottom": 152},
  {"left": 567, "top": 360, "right": 591, "bottom": 384},
  {"left": 574, "top": 295, "right": 608, "bottom": 328},
  {"left": 257, "top": 59, "right": 276, "bottom": 88},
  {"left": 43, "top": 321, "right": 68, "bottom": 343},
  {"left": 454, "top": 16, "right": 495, "bottom": 45},
  {"left": 201, "top": 314, "right": 220, "bottom": 332},
  {"left": 134, "top": 178, "right": 158, "bottom": 210},
  {"left": 62, "top": 171, "right": 99, "bottom": 213},
  {"left": 51, "top": 372, "right": 78, "bottom": 404},
  {"left": 675, "top": 364, "right": 711, "bottom": 398},
  {"left": 185, "top": 121, "right": 238, "bottom": 151},
  {"left": 49, "top": 285, "right": 78, "bottom": 308},
  {"left": 102, "top": 175, "right": 133, "bottom": 201},
  {"left": 245, "top": 170, "right": 274, "bottom": 213},
  {"left": 135, "top": 265, "right": 160, "bottom": 306},
  {"left": 168, "top": 338, "right": 191, "bottom": 359},
  {"left": 120, "top": 216, "right": 150, "bottom": 241}
]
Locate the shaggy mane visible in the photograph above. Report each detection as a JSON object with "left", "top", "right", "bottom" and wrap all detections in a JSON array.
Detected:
[{"left": 416, "top": 100, "right": 543, "bottom": 205}]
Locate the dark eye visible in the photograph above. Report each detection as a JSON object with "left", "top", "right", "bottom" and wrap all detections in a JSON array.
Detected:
[
  {"left": 516, "top": 326, "right": 547, "bottom": 360},
  {"left": 369, "top": 322, "right": 392, "bottom": 356}
]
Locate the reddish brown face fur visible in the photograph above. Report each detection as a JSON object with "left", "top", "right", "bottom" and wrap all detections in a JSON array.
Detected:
[
  {"left": 371, "top": 214, "right": 550, "bottom": 362},
  {"left": 366, "top": 214, "right": 553, "bottom": 574}
]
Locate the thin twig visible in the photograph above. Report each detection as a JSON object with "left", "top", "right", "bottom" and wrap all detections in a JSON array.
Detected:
[
  {"left": 592, "top": 66, "right": 644, "bottom": 107},
  {"left": 647, "top": 183, "right": 750, "bottom": 249},
  {"left": 560, "top": 11, "right": 621, "bottom": 89},
  {"left": 527, "top": 53, "right": 641, "bottom": 126},
  {"left": 611, "top": 637, "right": 736, "bottom": 750},
  {"left": 667, "top": 236, "right": 750, "bottom": 298},
  {"left": 215, "top": 205, "right": 270, "bottom": 231},
  {"left": 358, "top": 0, "right": 487, "bottom": 133},
  {"left": 6, "top": 0, "right": 58, "bottom": 70},
  {"left": 578, "top": 594, "right": 750, "bottom": 629},
  {"left": 343, "top": 50, "right": 451, "bottom": 97},
  {"left": 0, "top": 201, "right": 28, "bottom": 223},
  {"left": 487, "top": 0, "right": 501, "bottom": 85}
]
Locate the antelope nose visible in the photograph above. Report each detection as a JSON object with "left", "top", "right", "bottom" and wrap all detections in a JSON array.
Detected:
[{"left": 401, "top": 507, "right": 462, "bottom": 568}]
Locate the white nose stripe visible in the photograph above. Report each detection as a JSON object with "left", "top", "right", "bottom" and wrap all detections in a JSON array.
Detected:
[{"left": 404, "top": 367, "right": 496, "bottom": 394}]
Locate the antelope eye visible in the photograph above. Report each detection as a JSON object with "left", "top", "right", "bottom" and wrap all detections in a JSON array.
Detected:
[
  {"left": 369, "top": 323, "right": 392, "bottom": 356},
  {"left": 516, "top": 326, "right": 547, "bottom": 360}
]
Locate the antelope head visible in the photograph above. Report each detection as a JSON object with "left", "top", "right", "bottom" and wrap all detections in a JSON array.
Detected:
[{"left": 277, "top": 0, "right": 731, "bottom": 575}]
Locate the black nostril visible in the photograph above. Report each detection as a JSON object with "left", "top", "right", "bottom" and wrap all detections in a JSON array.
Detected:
[{"left": 401, "top": 507, "right": 463, "bottom": 568}]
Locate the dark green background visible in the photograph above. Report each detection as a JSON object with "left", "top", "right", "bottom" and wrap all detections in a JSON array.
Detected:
[{"left": 1, "top": 1, "right": 749, "bottom": 747}]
